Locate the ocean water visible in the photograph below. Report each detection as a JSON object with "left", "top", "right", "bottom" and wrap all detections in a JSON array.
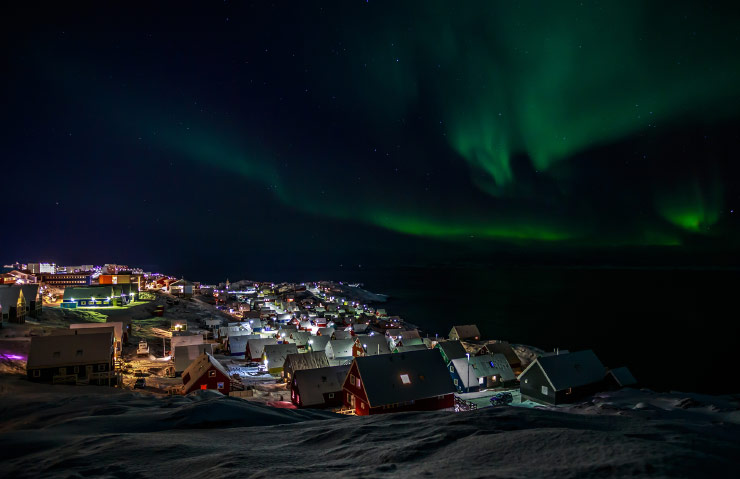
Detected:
[{"left": 296, "top": 265, "right": 738, "bottom": 394}]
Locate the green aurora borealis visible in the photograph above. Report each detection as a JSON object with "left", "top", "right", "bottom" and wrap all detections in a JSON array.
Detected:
[{"left": 12, "top": 1, "right": 740, "bottom": 250}]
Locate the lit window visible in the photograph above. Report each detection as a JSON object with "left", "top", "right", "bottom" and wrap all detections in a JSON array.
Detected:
[
  {"left": 209, "top": 370, "right": 216, "bottom": 377},
  {"left": 541, "top": 385, "right": 549, "bottom": 395},
  {"left": 356, "top": 378, "right": 361, "bottom": 388},
  {"left": 217, "top": 382, "right": 224, "bottom": 389},
  {"left": 400, "top": 374, "right": 410, "bottom": 384}
]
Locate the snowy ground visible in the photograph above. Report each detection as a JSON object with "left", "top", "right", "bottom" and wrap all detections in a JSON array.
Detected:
[{"left": 0, "top": 376, "right": 737, "bottom": 478}]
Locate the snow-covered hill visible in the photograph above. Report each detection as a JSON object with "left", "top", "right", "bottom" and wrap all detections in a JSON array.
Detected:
[{"left": 0, "top": 377, "right": 737, "bottom": 478}]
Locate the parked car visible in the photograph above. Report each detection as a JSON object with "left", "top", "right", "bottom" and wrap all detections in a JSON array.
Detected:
[
  {"left": 490, "top": 392, "right": 514, "bottom": 407},
  {"left": 134, "top": 378, "right": 146, "bottom": 389}
]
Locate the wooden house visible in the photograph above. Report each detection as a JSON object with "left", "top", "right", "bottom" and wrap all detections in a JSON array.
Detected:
[
  {"left": 307, "top": 335, "right": 331, "bottom": 352},
  {"left": 175, "top": 344, "right": 214, "bottom": 375},
  {"left": 262, "top": 343, "right": 298, "bottom": 375},
  {"left": 342, "top": 349, "right": 456, "bottom": 415},
  {"left": 325, "top": 339, "right": 355, "bottom": 360},
  {"left": 291, "top": 365, "right": 350, "bottom": 409},
  {"left": 27, "top": 332, "right": 116, "bottom": 385},
  {"left": 331, "top": 330, "right": 352, "bottom": 340},
  {"left": 289, "top": 331, "right": 312, "bottom": 350},
  {"left": 283, "top": 351, "right": 330, "bottom": 381},
  {"left": 182, "top": 353, "right": 231, "bottom": 395},
  {"left": 448, "top": 353, "right": 516, "bottom": 393},
  {"left": 245, "top": 338, "right": 277, "bottom": 362},
  {"left": 352, "top": 336, "right": 391, "bottom": 357},
  {"left": 317, "top": 327, "right": 335, "bottom": 337},
  {"left": 435, "top": 340, "right": 467, "bottom": 364},
  {"left": 605, "top": 366, "right": 638, "bottom": 389},
  {"left": 226, "top": 334, "right": 260, "bottom": 357},
  {"left": 448, "top": 324, "right": 481, "bottom": 341},
  {"left": 476, "top": 341, "right": 523, "bottom": 374},
  {"left": 518, "top": 350, "right": 607, "bottom": 405}
]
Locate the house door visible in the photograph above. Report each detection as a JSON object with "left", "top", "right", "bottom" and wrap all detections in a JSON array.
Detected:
[
  {"left": 86, "top": 365, "right": 93, "bottom": 378},
  {"left": 349, "top": 393, "right": 355, "bottom": 408}
]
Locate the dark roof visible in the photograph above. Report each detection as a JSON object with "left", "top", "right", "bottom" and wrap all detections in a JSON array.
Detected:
[
  {"left": 294, "top": 365, "right": 351, "bottom": 407},
  {"left": 450, "top": 324, "right": 481, "bottom": 340},
  {"left": 63, "top": 286, "right": 114, "bottom": 300},
  {"left": 482, "top": 341, "right": 522, "bottom": 366},
  {"left": 285, "top": 351, "right": 330, "bottom": 371},
  {"left": 436, "top": 340, "right": 467, "bottom": 361},
  {"left": 27, "top": 332, "right": 112, "bottom": 369},
  {"left": 608, "top": 367, "right": 637, "bottom": 387},
  {"left": 524, "top": 350, "right": 606, "bottom": 391},
  {"left": 352, "top": 349, "right": 455, "bottom": 407}
]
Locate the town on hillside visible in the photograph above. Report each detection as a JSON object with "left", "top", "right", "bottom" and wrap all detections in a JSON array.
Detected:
[{"left": 1, "top": 261, "right": 637, "bottom": 414}]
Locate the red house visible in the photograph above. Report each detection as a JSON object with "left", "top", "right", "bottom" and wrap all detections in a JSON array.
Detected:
[
  {"left": 342, "top": 349, "right": 456, "bottom": 415},
  {"left": 181, "top": 353, "right": 231, "bottom": 395}
]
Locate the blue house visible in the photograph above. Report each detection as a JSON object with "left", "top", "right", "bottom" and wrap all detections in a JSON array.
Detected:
[{"left": 448, "top": 353, "right": 516, "bottom": 393}]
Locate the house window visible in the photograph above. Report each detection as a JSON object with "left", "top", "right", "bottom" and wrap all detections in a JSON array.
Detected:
[
  {"left": 524, "top": 379, "right": 528, "bottom": 384},
  {"left": 400, "top": 374, "right": 411, "bottom": 384},
  {"left": 59, "top": 367, "right": 66, "bottom": 375},
  {"left": 360, "top": 402, "right": 365, "bottom": 409},
  {"left": 209, "top": 370, "right": 216, "bottom": 377},
  {"left": 349, "top": 373, "right": 355, "bottom": 386},
  {"left": 98, "top": 364, "right": 105, "bottom": 371},
  {"left": 74, "top": 366, "right": 79, "bottom": 373},
  {"left": 217, "top": 382, "right": 225, "bottom": 389},
  {"left": 453, "top": 378, "right": 458, "bottom": 386},
  {"left": 541, "top": 385, "right": 549, "bottom": 395},
  {"left": 566, "top": 387, "right": 573, "bottom": 395},
  {"left": 328, "top": 393, "right": 334, "bottom": 399},
  {"left": 76, "top": 350, "right": 83, "bottom": 357},
  {"left": 450, "top": 365, "right": 454, "bottom": 372},
  {"left": 33, "top": 370, "right": 40, "bottom": 377},
  {"left": 53, "top": 351, "right": 60, "bottom": 358},
  {"left": 356, "top": 378, "right": 361, "bottom": 388}
]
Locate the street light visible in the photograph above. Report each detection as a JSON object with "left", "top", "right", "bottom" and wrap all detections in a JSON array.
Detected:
[{"left": 466, "top": 353, "right": 470, "bottom": 393}]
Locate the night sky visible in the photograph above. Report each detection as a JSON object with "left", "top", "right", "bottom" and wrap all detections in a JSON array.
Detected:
[{"left": 3, "top": 1, "right": 740, "bottom": 281}]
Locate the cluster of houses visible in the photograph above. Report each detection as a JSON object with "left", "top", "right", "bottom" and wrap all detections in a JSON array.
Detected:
[
  {"left": 181, "top": 300, "right": 636, "bottom": 413},
  {"left": 21, "top": 278, "right": 637, "bottom": 415}
]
